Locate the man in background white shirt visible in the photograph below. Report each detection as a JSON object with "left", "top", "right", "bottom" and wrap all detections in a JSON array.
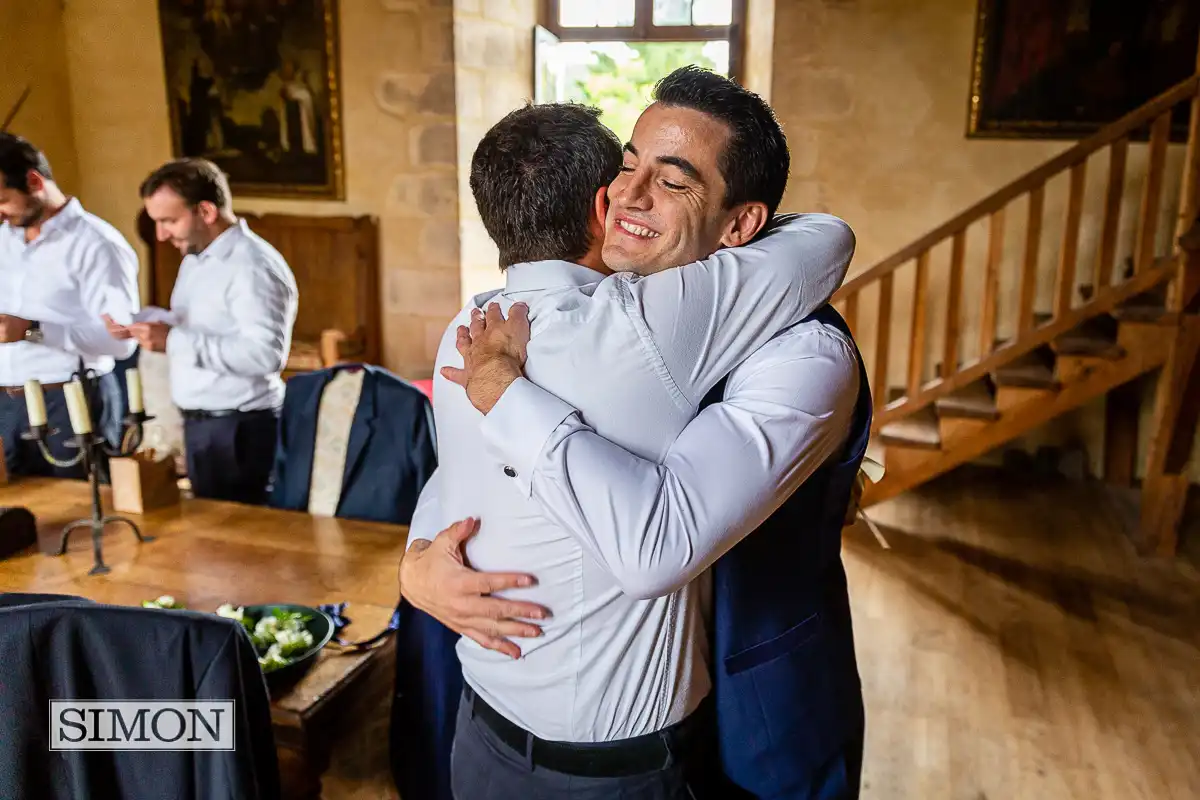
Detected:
[
  {"left": 0, "top": 133, "right": 139, "bottom": 478},
  {"left": 111, "top": 158, "right": 297, "bottom": 504},
  {"left": 402, "top": 81, "right": 857, "bottom": 797}
]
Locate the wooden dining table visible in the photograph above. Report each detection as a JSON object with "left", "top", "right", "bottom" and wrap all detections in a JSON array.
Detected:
[{"left": 0, "top": 477, "right": 411, "bottom": 799}]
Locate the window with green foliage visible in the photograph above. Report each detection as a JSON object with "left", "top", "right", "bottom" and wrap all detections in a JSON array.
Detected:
[{"left": 536, "top": 0, "right": 743, "bottom": 143}]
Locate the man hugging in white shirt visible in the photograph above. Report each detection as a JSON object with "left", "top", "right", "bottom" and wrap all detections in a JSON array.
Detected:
[
  {"left": 0, "top": 132, "right": 139, "bottom": 478},
  {"left": 402, "top": 66, "right": 860, "bottom": 799}
]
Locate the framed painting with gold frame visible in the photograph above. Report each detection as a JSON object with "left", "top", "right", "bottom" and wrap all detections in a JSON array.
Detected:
[
  {"left": 967, "top": 0, "right": 1199, "bottom": 140},
  {"left": 157, "top": 0, "right": 345, "bottom": 200}
]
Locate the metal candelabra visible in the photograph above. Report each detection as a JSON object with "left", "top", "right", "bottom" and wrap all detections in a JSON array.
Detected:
[{"left": 21, "top": 371, "right": 156, "bottom": 576}]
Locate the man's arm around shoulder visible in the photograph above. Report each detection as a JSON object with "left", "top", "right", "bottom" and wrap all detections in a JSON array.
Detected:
[{"left": 624, "top": 213, "right": 855, "bottom": 405}]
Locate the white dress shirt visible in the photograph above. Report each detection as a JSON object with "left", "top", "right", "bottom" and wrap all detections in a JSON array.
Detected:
[
  {"left": 164, "top": 219, "right": 298, "bottom": 412},
  {"left": 0, "top": 198, "right": 139, "bottom": 385},
  {"left": 479, "top": 320, "right": 858, "bottom": 595},
  {"left": 408, "top": 214, "right": 856, "bottom": 742}
]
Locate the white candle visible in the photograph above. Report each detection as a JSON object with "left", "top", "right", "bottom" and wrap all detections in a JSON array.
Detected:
[
  {"left": 63, "top": 380, "right": 93, "bottom": 435},
  {"left": 126, "top": 368, "right": 144, "bottom": 414},
  {"left": 24, "top": 380, "right": 47, "bottom": 427}
]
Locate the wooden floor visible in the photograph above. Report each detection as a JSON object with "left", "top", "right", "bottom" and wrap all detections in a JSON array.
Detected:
[
  {"left": 849, "top": 468, "right": 1199, "bottom": 800},
  {"left": 337, "top": 469, "right": 1200, "bottom": 799}
]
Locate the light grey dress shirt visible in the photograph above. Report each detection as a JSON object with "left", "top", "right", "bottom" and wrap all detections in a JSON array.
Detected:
[
  {"left": 0, "top": 198, "right": 139, "bottom": 385},
  {"left": 164, "top": 219, "right": 298, "bottom": 412},
  {"left": 472, "top": 318, "right": 859, "bottom": 596},
  {"left": 408, "top": 214, "right": 856, "bottom": 743}
]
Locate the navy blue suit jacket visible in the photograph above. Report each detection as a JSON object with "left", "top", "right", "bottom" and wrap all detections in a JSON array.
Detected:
[
  {"left": 267, "top": 365, "right": 458, "bottom": 800},
  {"left": 706, "top": 306, "right": 871, "bottom": 799},
  {"left": 0, "top": 593, "right": 280, "bottom": 800},
  {"left": 269, "top": 365, "right": 437, "bottom": 524}
]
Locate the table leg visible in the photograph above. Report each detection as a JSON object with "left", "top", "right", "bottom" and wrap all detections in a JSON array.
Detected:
[{"left": 276, "top": 739, "right": 331, "bottom": 800}]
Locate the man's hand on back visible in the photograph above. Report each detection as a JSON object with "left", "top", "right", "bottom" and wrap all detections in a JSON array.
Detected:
[
  {"left": 440, "top": 302, "right": 530, "bottom": 415},
  {"left": 400, "top": 517, "right": 550, "bottom": 659}
]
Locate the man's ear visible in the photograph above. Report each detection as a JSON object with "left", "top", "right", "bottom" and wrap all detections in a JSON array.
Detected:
[
  {"left": 197, "top": 200, "right": 221, "bottom": 225},
  {"left": 590, "top": 186, "right": 609, "bottom": 242},
  {"left": 25, "top": 170, "right": 44, "bottom": 194},
  {"left": 719, "top": 202, "right": 770, "bottom": 248}
]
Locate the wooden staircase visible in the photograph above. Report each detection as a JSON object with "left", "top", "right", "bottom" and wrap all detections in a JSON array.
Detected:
[
  {"left": 873, "top": 294, "right": 1173, "bottom": 503},
  {"left": 835, "top": 64, "right": 1200, "bottom": 557}
]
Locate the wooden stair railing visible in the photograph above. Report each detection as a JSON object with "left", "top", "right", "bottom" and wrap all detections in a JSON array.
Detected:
[
  {"left": 841, "top": 49, "right": 1200, "bottom": 556},
  {"left": 833, "top": 73, "right": 1200, "bottom": 436}
]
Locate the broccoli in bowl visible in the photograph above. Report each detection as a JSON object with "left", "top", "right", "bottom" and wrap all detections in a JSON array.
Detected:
[
  {"left": 141, "top": 598, "right": 334, "bottom": 678},
  {"left": 217, "top": 604, "right": 326, "bottom": 673}
]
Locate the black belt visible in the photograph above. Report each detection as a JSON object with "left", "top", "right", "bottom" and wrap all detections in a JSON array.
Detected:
[
  {"left": 462, "top": 685, "right": 710, "bottom": 778},
  {"left": 180, "top": 408, "right": 277, "bottom": 422},
  {"left": 2, "top": 381, "right": 69, "bottom": 397}
]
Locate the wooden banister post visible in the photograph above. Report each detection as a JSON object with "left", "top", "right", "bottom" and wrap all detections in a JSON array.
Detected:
[
  {"left": 1175, "top": 29, "right": 1200, "bottom": 253},
  {"left": 1136, "top": 64, "right": 1200, "bottom": 557},
  {"left": 908, "top": 252, "right": 930, "bottom": 398},
  {"left": 1134, "top": 114, "right": 1171, "bottom": 275},
  {"left": 1138, "top": 222, "right": 1200, "bottom": 556},
  {"left": 1171, "top": 45, "right": 1200, "bottom": 313},
  {"left": 944, "top": 231, "right": 966, "bottom": 374},
  {"left": 874, "top": 274, "right": 894, "bottom": 413}
]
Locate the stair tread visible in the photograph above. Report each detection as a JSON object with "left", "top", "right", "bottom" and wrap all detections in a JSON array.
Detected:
[
  {"left": 1114, "top": 286, "right": 1170, "bottom": 322},
  {"left": 935, "top": 381, "right": 999, "bottom": 419},
  {"left": 879, "top": 406, "right": 941, "bottom": 450},
  {"left": 993, "top": 346, "right": 1059, "bottom": 388},
  {"left": 863, "top": 336, "right": 1169, "bottom": 507},
  {"left": 1053, "top": 315, "right": 1124, "bottom": 357}
]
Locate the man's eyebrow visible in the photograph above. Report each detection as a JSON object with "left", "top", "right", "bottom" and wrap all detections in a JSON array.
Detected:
[
  {"left": 656, "top": 155, "right": 702, "bottom": 184},
  {"left": 623, "top": 142, "right": 637, "bottom": 156}
]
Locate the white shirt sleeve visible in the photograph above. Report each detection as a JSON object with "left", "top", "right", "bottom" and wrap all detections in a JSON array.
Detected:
[
  {"left": 167, "top": 258, "right": 295, "bottom": 378},
  {"left": 40, "top": 240, "right": 139, "bottom": 361},
  {"left": 622, "top": 213, "right": 854, "bottom": 408},
  {"left": 406, "top": 467, "right": 444, "bottom": 550},
  {"left": 480, "top": 326, "right": 861, "bottom": 599}
]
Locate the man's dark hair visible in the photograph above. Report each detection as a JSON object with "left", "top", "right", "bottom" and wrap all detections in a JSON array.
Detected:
[
  {"left": 0, "top": 133, "right": 53, "bottom": 193},
  {"left": 653, "top": 66, "right": 790, "bottom": 216},
  {"left": 470, "top": 103, "right": 622, "bottom": 268},
  {"left": 139, "top": 158, "right": 233, "bottom": 214}
]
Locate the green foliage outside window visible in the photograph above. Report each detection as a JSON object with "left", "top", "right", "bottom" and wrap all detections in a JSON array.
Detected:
[{"left": 565, "top": 42, "right": 724, "bottom": 143}]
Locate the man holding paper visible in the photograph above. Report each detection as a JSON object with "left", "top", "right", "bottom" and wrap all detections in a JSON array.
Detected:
[
  {"left": 108, "top": 158, "right": 297, "bottom": 505},
  {"left": 0, "top": 133, "right": 140, "bottom": 478}
]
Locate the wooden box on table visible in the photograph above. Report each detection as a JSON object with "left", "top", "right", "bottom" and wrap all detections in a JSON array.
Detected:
[{"left": 110, "top": 451, "right": 181, "bottom": 513}]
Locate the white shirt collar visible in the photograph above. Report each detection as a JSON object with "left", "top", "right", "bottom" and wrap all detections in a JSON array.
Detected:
[
  {"left": 503, "top": 259, "right": 608, "bottom": 293},
  {"left": 1, "top": 197, "right": 83, "bottom": 245},
  {"left": 198, "top": 218, "right": 248, "bottom": 261},
  {"left": 40, "top": 197, "right": 83, "bottom": 235}
]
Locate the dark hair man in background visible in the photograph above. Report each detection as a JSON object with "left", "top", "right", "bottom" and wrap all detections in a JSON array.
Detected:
[
  {"left": 109, "top": 158, "right": 297, "bottom": 505},
  {"left": 0, "top": 132, "right": 139, "bottom": 478}
]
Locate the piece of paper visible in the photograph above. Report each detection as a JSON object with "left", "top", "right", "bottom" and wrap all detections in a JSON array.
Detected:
[{"left": 133, "top": 306, "right": 180, "bottom": 326}]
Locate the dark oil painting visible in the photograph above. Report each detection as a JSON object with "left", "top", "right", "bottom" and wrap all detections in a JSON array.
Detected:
[
  {"left": 968, "top": 1, "right": 1199, "bottom": 139},
  {"left": 157, "top": 0, "right": 345, "bottom": 199}
]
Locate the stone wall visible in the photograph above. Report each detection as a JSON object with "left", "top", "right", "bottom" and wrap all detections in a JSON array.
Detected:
[
  {"left": 770, "top": 0, "right": 1193, "bottom": 480},
  {"left": 0, "top": 3, "right": 80, "bottom": 196},
  {"left": 743, "top": 0, "right": 776, "bottom": 103},
  {"left": 454, "top": 0, "right": 538, "bottom": 304},
  {"left": 56, "top": 0, "right": 461, "bottom": 378}
]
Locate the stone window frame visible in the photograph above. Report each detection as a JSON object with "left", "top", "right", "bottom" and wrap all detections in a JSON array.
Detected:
[{"left": 541, "top": 0, "right": 747, "bottom": 82}]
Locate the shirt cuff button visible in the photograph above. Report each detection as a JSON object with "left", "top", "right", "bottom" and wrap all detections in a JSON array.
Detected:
[{"left": 503, "top": 466, "right": 517, "bottom": 478}]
